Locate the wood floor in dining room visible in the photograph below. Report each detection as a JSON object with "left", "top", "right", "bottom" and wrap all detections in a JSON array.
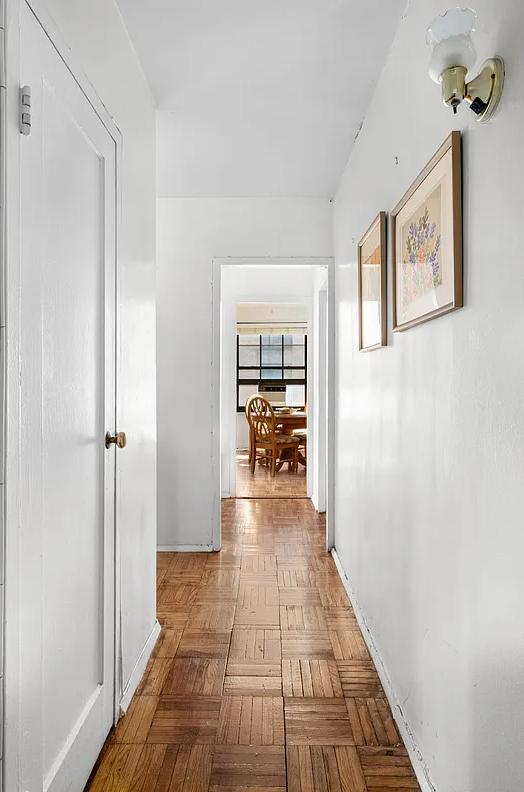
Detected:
[
  {"left": 236, "top": 451, "right": 307, "bottom": 498},
  {"left": 85, "top": 499, "right": 421, "bottom": 792}
]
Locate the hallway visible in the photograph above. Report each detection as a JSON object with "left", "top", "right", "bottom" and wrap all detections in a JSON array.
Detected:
[{"left": 86, "top": 499, "right": 421, "bottom": 792}]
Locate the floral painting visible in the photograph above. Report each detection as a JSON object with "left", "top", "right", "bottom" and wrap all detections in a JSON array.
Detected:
[
  {"left": 392, "top": 132, "right": 462, "bottom": 331},
  {"left": 401, "top": 184, "right": 442, "bottom": 310}
]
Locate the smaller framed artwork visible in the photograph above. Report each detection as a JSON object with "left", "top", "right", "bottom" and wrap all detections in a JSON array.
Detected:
[
  {"left": 392, "top": 131, "right": 462, "bottom": 332},
  {"left": 358, "top": 211, "right": 387, "bottom": 352}
]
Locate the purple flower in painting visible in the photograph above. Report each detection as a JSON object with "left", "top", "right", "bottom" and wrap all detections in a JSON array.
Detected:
[{"left": 402, "top": 204, "right": 442, "bottom": 308}]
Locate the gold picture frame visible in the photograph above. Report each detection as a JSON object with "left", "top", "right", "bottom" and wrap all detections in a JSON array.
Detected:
[
  {"left": 358, "top": 211, "right": 387, "bottom": 351},
  {"left": 392, "top": 131, "right": 463, "bottom": 332}
]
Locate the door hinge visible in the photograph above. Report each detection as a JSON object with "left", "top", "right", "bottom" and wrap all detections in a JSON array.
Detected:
[{"left": 20, "top": 86, "right": 31, "bottom": 136}]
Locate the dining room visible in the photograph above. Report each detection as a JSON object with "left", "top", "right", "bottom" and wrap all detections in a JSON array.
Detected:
[
  {"left": 218, "top": 261, "right": 331, "bottom": 514},
  {"left": 237, "top": 311, "right": 309, "bottom": 499}
]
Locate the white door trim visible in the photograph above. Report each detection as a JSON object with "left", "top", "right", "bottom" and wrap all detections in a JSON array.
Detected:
[
  {"left": 316, "top": 284, "right": 328, "bottom": 514},
  {"left": 326, "top": 269, "right": 336, "bottom": 551},
  {"left": 211, "top": 256, "right": 336, "bottom": 553},
  {"left": 3, "top": 2, "right": 123, "bottom": 788},
  {"left": 21, "top": 0, "right": 122, "bottom": 143}
]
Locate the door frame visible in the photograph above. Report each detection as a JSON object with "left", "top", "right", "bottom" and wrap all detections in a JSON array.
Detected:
[
  {"left": 2, "top": 1, "right": 124, "bottom": 785},
  {"left": 211, "top": 256, "right": 336, "bottom": 552},
  {"left": 316, "top": 281, "right": 329, "bottom": 513}
]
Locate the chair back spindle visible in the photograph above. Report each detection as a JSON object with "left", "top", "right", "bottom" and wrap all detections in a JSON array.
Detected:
[
  {"left": 246, "top": 395, "right": 275, "bottom": 442},
  {"left": 244, "top": 394, "right": 299, "bottom": 477}
]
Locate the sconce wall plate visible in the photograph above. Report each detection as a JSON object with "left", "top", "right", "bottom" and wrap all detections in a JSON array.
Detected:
[
  {"left": 465, "top": 57, "right": 505, "bottom": 123},
  {"left": 428, "top": 7, "right": 505, "bottom": 123}
]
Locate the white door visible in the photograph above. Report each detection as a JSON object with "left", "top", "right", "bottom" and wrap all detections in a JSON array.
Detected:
[{"left": 17, "top": 3, "right": 117, "bottom": 791}]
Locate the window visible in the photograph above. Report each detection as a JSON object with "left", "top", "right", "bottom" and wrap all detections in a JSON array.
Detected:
[{"left": 237, "top": 334, "right": 307, "bottom": 412}]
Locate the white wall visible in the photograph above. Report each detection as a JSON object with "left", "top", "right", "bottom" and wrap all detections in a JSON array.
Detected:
[
  {"left": 157, "top": 199, "right": 333, "bottom": 548},
  {"left": 5, "top": 0, "right": 157, "bottom": 715},
  {"left": 333, "top": 2, "right": 524, "bottom": 791}
]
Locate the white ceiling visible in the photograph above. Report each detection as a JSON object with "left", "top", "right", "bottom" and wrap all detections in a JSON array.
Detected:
[{"left": 117, "top": 0, "right": 405, "bottom": 198}]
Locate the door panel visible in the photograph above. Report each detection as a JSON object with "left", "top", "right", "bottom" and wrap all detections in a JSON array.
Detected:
[
  {"left": 42, "top": 78, "right": 105, "bottom": 779},
  {"left": 19, "top": 3, "right": 117, "bottom": 790}
]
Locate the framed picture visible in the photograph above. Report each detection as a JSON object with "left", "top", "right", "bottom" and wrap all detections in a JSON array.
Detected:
[
  {"left": 358, "top": 211, "right": 387, "bottom": 351},
  {"left": 392, "top": 131, "right": 462, "bottom": 331}
]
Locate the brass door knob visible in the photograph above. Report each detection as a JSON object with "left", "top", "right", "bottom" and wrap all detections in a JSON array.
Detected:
[{"left": 105, "top": 431, "right": 127, "bottom": 449}]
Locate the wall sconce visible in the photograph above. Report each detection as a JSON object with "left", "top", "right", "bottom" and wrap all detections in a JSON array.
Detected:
[{"left": 427, "top": 7, "right": 504, "bottom": 123}]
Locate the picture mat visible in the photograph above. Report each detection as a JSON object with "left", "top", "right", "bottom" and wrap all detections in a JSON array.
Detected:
[
  {"left": 394, "top": 148, "right": 454, "bottom": 328},
  {"left": 360, "top": 221, "right": 383, "bottom": 349}
]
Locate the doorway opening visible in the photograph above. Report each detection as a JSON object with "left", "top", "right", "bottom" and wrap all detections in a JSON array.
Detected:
[
  {"left": 212, "top": 257, "right": 335, "bottom": 551},
  {"left": 236, "top": 305, "right": 309, "bottom": 499}
]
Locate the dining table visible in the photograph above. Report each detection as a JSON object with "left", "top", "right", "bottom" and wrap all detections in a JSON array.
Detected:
[{"left": 274, "top": 410, "right": 307, "bottom": 435}]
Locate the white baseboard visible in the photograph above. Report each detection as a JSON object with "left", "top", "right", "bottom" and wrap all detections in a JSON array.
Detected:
[
  {"left": 119, "top": 619, "right": 161, "bottom": 714},
  {"left": 157, "top": 544, "right": 214, "bottom": 552},
  {"left": 311, "top": 494, "right": 326, "bottom": 514},
  {"left": 331, "top": 550, "right": 437, "bottom": 792}
]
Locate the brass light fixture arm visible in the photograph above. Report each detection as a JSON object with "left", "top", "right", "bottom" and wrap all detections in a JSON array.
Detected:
[{"left": 441, "top": 57, "right": 505, "bottom": 122}]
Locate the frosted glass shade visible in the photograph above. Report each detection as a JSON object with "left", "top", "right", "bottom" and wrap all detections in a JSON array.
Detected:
[{"left": 427, "top": 7, "right": 477, "bottom": 83}]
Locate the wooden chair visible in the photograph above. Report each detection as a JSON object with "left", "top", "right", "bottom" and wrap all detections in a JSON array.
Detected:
[
  {"left": 245, "top": 395, "right": 300, "bottom": 477},
  {"left": 246, "top": 394, "right": 270, "bottom": 466},
  {"left": 293, "top": 428, "right": 307, "bottom": 465},
  {"left": 293, "top": 401, "right": 307, "bottom": 464},
  {"left": 245, "top": 400, "right": 255, "bottom": 466}
]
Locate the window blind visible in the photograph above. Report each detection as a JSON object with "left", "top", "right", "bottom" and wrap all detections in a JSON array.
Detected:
[{"left": 236, "top": 322, "right": 307, "bottom": 336}]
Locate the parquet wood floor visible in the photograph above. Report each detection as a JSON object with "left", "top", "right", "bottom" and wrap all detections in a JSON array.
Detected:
[
  {"left": 86, "top": 499, "right": 421, "bottom": 792},
  {"left": 236, "top": 452, "right": 307, "bottom": 498}
]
